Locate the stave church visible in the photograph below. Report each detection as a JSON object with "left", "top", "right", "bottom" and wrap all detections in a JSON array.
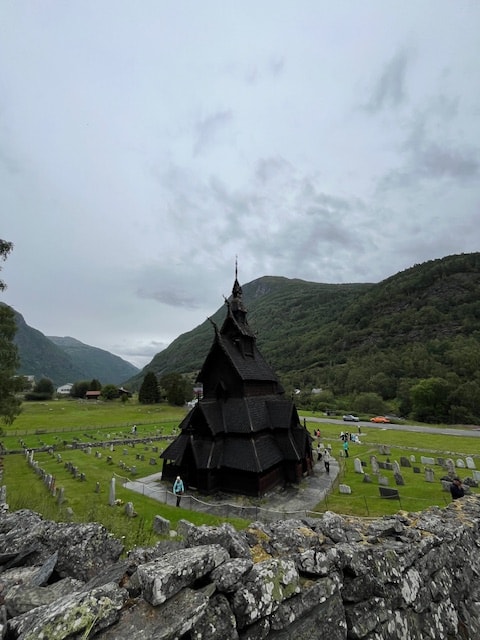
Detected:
[{"left": 160, "top": 267, "right": 313, "bottom": 496}]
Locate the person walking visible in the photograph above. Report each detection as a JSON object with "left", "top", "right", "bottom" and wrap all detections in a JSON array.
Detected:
[
  {"left": 450, "top": 477, "right": 464, "bottom": 500},
  {"left": 173, "top": 475, "right": 185, "bottom": 507},
  {"left": 343, "top": 440, "right": 349, "bottom": 458},
  {"left": 323, "top": 449, "right": 330, "bottom": 474}
]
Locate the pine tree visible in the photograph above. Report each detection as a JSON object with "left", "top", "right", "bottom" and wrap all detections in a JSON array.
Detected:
[{"left": 138, "top": 371, "right": 160, "bottom": 404}]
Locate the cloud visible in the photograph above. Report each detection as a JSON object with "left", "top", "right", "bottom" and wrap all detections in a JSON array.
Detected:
[
  {"left": 193, "top": 110, "right": 233, "bottom": 156},
  {"left": 364, "top": 48, "right": 411, "bottom": 112}
]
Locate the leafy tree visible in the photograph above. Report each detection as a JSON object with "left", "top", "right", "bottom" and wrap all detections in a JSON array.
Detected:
[
  {"left": 89, "top": 378, "right": 102, "bottom": 391},
  {"left": 25, "top": 377, "right": 55, "bottom": 401},
  {"left": 101, "top": 384, "right": 120, "bottom": 400},
  {"left": 139, "top": 371, "right": 160, "bottom": 404},
  {"left": 70, "top": 380, "right": 90, "bottom": 398},
  {"left": 160, "top": 372, "right": 191, "bottom": 406},
  {"left": 411, "top": 377, "right": 452, "bottom": 423},
  {"left": 352, "top": 392, "right": 386, "bottom": 416},
  {"left": 0, "top": 240, "right": 22, "bottom": 426}
]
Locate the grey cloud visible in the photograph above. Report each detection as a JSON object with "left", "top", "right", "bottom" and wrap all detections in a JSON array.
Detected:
[
  {"left": 193, "top": 110, "right": 233, "bottom": 156},
  {"left": 364, "top": 48, "right": 410, "bottom": 112},
  {"left": 254, "top": 156, "right": 292, "bottom": 184},
  {"left": 418, "top": 143, "right": 478, "bottom": 179},
  {"left": 269, "top": 56, "right": 285, "bottom": 77},
  {"left": 137, "top": 286, "right": 202, "bottom": 309}
]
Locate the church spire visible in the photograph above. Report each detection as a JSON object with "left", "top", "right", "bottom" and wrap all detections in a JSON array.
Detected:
[{"left": 230, "top": 257, "right": 246, "bottom": 322}]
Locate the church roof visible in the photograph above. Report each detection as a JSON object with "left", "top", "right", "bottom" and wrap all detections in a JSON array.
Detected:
[{"left": 198, "top": 396, "right": 294, "bottom": 435}]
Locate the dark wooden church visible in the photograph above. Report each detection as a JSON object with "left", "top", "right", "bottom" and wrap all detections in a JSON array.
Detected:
[{"left": 160, "top": 269, "right": 313, "bottom": 496}]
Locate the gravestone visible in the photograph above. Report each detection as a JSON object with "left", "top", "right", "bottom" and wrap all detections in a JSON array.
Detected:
[
  {"left": 456, "top": 459, "right": 466, "bottom": 468},
  {"left": 125, "top": 502, "right": 137, "bottom": 518},
  {"left": 149, "top": 458, "right": 157, "bottom": 465},
  {"left": 385, "top": 463, "right": 393, "bottom": 471},
  {"left": 413, "top": 466, "right": 421, "bottom": 474},
  {"left": 400, "top": 457, "right": 411, "bottom": 467},
  {"left": 57, "top": 487, "right": 65, "bottom": 505},
  {"left": 410, "top": 455, "right": 416, "bottom": 463},
  {"left": 108, "top": 477, "right": 116, "bottom": 506},
  {"left": 392, "top": 461, "right": 401, "bottom": 474},
  {"left": 339, "top": 484, "right": 352, "bottom": 494},
  {"left": 131, "top": 466, "right": 137, "bottom": 475},
  {"left": 95, "top": 482, "right": 100, "bottom": 494},
  {"left": 363, "top": 474, "right": 372, "bottom": 483},
  {"left": 370, "top": 456, "right": 379, "bottom": 474},
  {"left": 421, "top": 456, "right": 435, "bottom": 465},
  {"left": 394, "top": 472, "right": 405, "bottom": 486},
  {"left": 153, "top": 515, "right": 171, "bottom": 535},
  {"left": 445, "top": 459, "right": 455, "bottom": 475},
  {"left": 354, "top": 458, "right": 364, "bottom": 474},
  {"left": 425, "top": 468, "right": 435, "bottom": 483},
  {"left": 379, "top": 487, "right": 400, "bottom": 500},
  {"left": 378, "top": 475, "right": 389, "bottom": 486},
  {"left": 378, "top": 461, "right": 387, "bottom": 470},
  {"left": 472, "top": 470, "right": 480, "bottom": 483},
  {"left": 437, "top": 458, "right": 445, "bottom": 467},
  {"left": 466, "top": 457, "right": 476, "bottom": 470},
  {"left": 441, "top": 480, "right": 452, "bottom": 492}
]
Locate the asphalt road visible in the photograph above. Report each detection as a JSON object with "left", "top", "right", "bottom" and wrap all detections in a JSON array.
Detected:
[{"left": 306, "top": 416, "right": 480, "bottom": 439}]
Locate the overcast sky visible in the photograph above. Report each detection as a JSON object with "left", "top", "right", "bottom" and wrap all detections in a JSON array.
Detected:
[{"left": 1, "top": 1, "right": 479, "bottom": 368}]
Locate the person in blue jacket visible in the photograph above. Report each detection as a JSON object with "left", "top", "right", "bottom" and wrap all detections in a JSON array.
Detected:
[{"left": 173, "top": 476, "right": 185, "bottom": 507}]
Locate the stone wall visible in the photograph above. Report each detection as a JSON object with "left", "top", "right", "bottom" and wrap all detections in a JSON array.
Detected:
[{"left": 0, "top": 497, "right": 479, "bottom": 639}]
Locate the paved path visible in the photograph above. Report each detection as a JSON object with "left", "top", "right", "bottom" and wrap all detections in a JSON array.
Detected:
[
  {"left": 308, "top": 416, "right": 480, "bottom": 438},
  {"left": 123, "top": 458, "right": 340, "bottom": 520}
]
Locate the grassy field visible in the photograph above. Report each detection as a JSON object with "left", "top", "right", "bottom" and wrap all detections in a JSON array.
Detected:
[
  {"left": 2, "top": 399, "right": 479, "bottom": 550},
  {"left": 2, "top": 399, "right": 249, "bottom": 551},
  {"left": 307, "top": 420, "right": 480, "bottom": 517}
]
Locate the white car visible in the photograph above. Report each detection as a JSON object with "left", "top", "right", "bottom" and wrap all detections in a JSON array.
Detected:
[{"left": 343, "top": 414, "right": 359, "bottom": 422}]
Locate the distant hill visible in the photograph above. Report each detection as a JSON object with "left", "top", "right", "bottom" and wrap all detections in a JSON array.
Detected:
[
  {"left": 126, "top": 276, "right": 371, "bottom": 388},
  {"left": 4, "top": 305, "right": 139, "bottom": 386},
  {"left": 48, "top": 336, "right": 139, "bottom": 385},
  {"left": 127, "top": 253, "right": 480, "bottom": 423}
]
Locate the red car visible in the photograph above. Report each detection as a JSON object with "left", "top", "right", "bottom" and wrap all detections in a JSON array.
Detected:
[{"left": 370, "top": 416, "right": 391, "bottom": 423}]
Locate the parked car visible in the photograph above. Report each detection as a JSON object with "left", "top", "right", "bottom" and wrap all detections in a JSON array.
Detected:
[
  {"left": 370, "top": 416, "right": 391, "bottom": 423},
  {"left": 343, "top": 414, "right": 359, "bottom": 422}
]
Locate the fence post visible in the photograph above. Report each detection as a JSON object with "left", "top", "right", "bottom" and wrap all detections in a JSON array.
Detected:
[{"left": 363, "top": 496, "right": 370, "bottom": 516}]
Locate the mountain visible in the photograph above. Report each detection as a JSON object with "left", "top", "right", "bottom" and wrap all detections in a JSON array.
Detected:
[
  {"left": 127, "top": 276, "right": 371, "bottom": 388},
  {"left": 127, "top": 253, "right": 480, "bottom": 423},
  {"left": 5, "top": 306, "right": 139, "bottom": 386},
  {"left": 48, "top": 336, "right": 139, "bottom": 385}
]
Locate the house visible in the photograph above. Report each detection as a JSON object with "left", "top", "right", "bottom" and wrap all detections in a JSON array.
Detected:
[
  {"left": 160, "top": 268, "right": 313, "bottom": 496},
  {"left": 85, "top": 390, "right": 101, "bottom": 400},
  {"left": 56, "top": 383, "right": 73, "bottom": 396}
]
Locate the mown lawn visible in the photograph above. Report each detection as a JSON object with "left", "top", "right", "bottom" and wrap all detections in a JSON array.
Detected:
[
  {"left": 2, "top": 401, "right": 479, "bottom": 549},
  {"left": 306, "top": 419, "right": 480, "bottom": 517},
  {"left": 2, "top": 399, "right": 249, "bottom": 551}
]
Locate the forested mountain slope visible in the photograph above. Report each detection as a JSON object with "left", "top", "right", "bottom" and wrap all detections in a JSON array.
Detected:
[
  {"left": 3, "top": 305, "right": 139, "bottom": 386},
  {"left": 130, "top": 253, "right": 480, "bottom": 423}
]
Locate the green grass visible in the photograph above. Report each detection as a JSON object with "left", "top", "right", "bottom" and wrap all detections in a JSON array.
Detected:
[
  {"left": 2, "top": 399, "right": 249, "bottom": 551},
  {"left": 2, "top": 401, "right": 479, "bottom": 548},
  {"left": 305, "top": 419, "right": 480, "bottom": 517}
]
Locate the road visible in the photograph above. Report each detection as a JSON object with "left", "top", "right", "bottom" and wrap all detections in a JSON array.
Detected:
[{"left": 306, "top": 416, "right": 480, "bottom": 439}]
